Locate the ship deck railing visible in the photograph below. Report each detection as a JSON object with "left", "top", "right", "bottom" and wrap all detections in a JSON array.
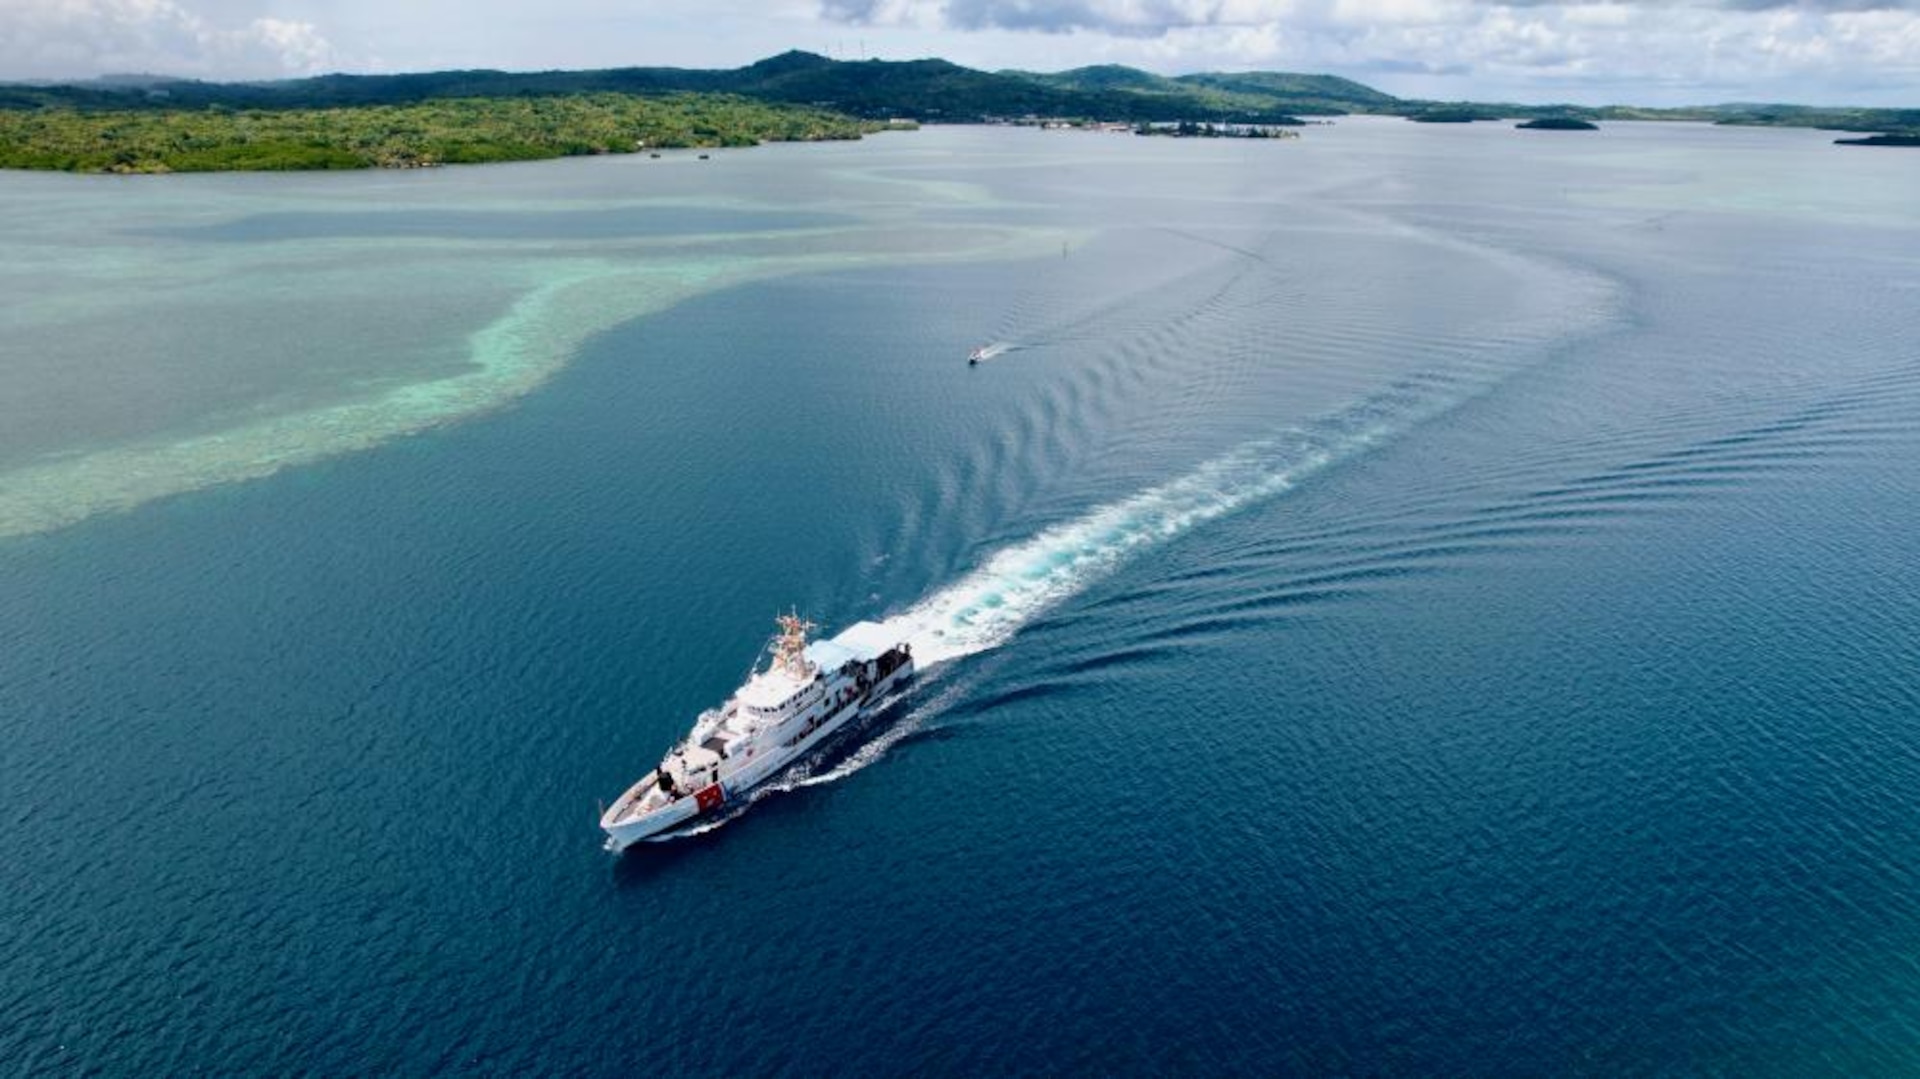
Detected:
[{"left": 612, "top": 774, "right": 667, "bottom": 823}]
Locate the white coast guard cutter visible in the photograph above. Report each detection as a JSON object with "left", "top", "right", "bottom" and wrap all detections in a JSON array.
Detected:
[{"left": 600, "top": 615, "right": 914, "bottom": 850}]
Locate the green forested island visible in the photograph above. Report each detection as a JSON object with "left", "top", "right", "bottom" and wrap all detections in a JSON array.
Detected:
[
  {"left": 1407, "top": 110, "right": 1492, "bottom": 123},
  {"left": 0, "top": 51, "right": 1391, "bottom": 122},
  {"left": 1518, "top": 117, "right": 1600, "bottom": 131},
  {"left": 2, "top": 49, "right": 1914, "bottom": 172},
  {"left": 0, "top": 93, "right": 878, "bottom": 172},
  {"left": 1833, "top": 133, "right": 1920, "bottom": 147}
]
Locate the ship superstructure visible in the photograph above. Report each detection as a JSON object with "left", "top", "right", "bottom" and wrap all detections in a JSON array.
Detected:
[{"left": 599, "top": 615, "right": 913, "bottom": 849}]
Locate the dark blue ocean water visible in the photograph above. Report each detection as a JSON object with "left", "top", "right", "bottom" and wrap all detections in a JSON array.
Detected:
[{"left": 5, "top": 123, "right": 1920, "bottom": 1075}]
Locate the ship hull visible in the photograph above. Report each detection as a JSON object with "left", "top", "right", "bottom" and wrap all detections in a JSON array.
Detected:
[{"left": 602, "top": 660, "right": 913, "bottom": 851}]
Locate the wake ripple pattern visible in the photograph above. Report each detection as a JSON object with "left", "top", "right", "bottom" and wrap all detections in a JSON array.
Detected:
[{"left": 886, "top": 369, "right": 1489, "bottom": 666}]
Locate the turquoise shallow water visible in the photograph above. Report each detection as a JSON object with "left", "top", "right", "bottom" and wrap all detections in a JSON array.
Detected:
[{"left": 4, "top": 121, "right": 1920, "bottom": 1075}]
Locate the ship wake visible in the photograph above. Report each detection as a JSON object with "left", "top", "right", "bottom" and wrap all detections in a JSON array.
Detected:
[{"left": 884, "top": 368, "right": 1477, "bottom": 666}]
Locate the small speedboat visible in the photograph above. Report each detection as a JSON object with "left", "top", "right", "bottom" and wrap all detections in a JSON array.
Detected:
[{"left": 967, "top": 346, "right": 986, "bottom": 365}]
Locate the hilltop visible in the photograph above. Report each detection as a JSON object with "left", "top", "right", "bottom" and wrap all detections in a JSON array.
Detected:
[{"left": 2, "top": 51, "right": 1386, "bottom": 124}]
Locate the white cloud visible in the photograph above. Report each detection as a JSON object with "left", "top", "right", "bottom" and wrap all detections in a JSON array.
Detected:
[
  {"left": 826, "top": 0, "right": 1920, "bottom": 103},
  {"left": 0, "top": 0, "right": 333, "bottom": 79},
  {"left": 0, "top": 0, "right": 1916, "bottom": 104},
  {"left": 1326, "top": 0, "right": 1462, "bottom": 28},
  {"left": 243, "top": 16, "right": 330, "bottom": 71}
]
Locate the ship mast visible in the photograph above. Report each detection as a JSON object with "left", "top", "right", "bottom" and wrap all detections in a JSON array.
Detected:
[{"left": 773, "top": 612, "right": 817, "bottom": 678}]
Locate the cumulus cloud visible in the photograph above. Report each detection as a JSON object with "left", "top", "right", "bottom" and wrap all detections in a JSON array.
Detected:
[
  {"left": 814, "top": 0, "right": 1920, "bottom": 101},
  {"left": 822, "top": 0, "right": 1920, "bottom": 37},
  {"left": 0, "top": 0, "right": 1912, "bottom": 102},
  {"left": 0, "top": 0, "right": 334, "bottom": 79}
]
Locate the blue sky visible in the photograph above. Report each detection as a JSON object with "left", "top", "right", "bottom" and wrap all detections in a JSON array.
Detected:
[{"left": 3, "top": 0, "right": 1918, "bottom": 106}]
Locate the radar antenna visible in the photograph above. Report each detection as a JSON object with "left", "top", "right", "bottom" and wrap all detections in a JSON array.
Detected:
[{"left": 773, "top": 611, "right": 817, "bottom": 678}]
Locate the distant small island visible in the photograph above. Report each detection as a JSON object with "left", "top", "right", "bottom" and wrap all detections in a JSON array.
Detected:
[
  {"left": 1408, "top": 110, "right": 1492, "bottom": 124},
  {"left": 1518, "top": 117, "right": 1599, "bottom": 131},
  {"left": 1834, "top": 133, "right": 1920, "bottom": 147}
]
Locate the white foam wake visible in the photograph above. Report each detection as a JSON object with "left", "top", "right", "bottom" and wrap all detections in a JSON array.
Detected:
[{"left": 883, "top": 372, "right": 1477, "bottom": 665}]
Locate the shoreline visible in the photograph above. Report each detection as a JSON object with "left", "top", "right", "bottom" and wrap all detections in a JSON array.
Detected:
[
  {"left": 0, "top": 94, "right": 896, "bottom": 175},
  {"left": 0, "top": 221, "right": 1080, "bottom": 542}
]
